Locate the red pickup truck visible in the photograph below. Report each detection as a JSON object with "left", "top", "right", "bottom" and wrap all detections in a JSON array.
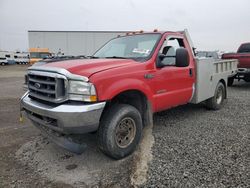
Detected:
[
  {"left": 21, "top": 30, "right": 237, "bottom": 159},
  {"left": 222, "top": 43, "right": 250, "bottom": 86}
]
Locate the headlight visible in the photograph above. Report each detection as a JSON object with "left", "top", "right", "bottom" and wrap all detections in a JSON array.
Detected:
[{"left": 68, "top": 80, "right": 97, "bottom": 102}]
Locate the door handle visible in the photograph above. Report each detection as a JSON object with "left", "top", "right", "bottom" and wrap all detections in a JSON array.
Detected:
[{"left": 189, "top": 68, "right": 193, "bottom": 77}]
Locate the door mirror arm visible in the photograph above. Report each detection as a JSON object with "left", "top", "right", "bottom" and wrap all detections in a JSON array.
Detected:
[{"left": 156, "top": 53, "right": 166, "bottom": 68}]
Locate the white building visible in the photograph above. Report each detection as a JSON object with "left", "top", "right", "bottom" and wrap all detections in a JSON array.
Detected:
[{"left": 28, "top": 31, "right": 128, "bottom": 56}]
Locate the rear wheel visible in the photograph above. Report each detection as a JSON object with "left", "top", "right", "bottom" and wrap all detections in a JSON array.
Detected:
[
  {"left": 243, "top": 76, "right": 250, "bottom": 82},
  {"left": 98, "top": 104, "right": 142, "bottom": 159},
  {"left": 228, "top": 77, "right": 234, "bottom": 86},
  {"left": 206, "top": 82, "right": 225, "bottom": 110}
]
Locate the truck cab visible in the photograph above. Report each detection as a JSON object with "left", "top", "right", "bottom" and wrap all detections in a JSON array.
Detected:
[{"left": 21, "top": 30, "right": 237, "bottom": 159}]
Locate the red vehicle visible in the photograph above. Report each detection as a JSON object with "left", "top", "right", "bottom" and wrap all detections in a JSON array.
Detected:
[
  {"left": 222, "top": 43, "right": 250, "bottom": 86},
  {"left": 20, "top": 30, "right": 237, "bottom": 159}
]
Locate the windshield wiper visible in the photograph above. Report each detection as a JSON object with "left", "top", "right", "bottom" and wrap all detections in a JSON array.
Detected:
[
  {"left": 104, "top": 56, "right": 128, "bottom": 59},
  {"left": 87, "top": 56, "right": 99, "bottom": 59}
]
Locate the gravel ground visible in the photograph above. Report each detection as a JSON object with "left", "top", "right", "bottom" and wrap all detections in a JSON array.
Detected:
[
  {"left": 0, "top": 65, "right": 249, "bottom": 187},
  {"left": 145, "top": 81, "right": 250, "bottom": 187}
]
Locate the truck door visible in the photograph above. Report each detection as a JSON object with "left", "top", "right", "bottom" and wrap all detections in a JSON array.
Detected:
[{"left": 153, "top": 37, "right": 195, "bottom": 112}]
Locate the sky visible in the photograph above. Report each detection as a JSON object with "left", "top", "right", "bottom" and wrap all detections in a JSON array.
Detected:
[{"left": 0, "top": 0, "right": 250, "bottom": 52}]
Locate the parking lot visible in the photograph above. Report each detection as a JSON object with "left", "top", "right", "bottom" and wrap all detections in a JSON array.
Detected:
[{"left": 0, "top": 65, "right": 249, "bottom": 188}]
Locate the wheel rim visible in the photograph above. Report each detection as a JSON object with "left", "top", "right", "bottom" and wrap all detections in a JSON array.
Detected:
[
  {"left": 216, "top": 86, "right": 223, "bottom": 104},
  {"left": 115, "top": 117, "right": 136, "bottom": 148}
]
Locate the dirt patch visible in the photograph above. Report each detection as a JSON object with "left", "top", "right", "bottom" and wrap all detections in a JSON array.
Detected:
[
  {"left": 130, "top": 123, "right": 155, "bottom": 187},
  {"left": 0, "top": 65, "right": 29, "bottom": 78},
  {"left": 16, "top": 132, "right": 133, "bottom": 187}
]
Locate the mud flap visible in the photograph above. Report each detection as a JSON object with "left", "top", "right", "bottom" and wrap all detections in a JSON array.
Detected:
[{"left": 33, "top": 122, "right": 87, "bottom": 155}]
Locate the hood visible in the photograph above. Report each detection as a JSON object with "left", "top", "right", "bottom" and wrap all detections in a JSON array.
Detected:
[{"left": 42, "top": 59, "right": 136, "bottom": 77}]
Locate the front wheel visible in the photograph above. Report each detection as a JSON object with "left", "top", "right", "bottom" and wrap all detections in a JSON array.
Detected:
[
  {"left": 205, "top": 82, "right": 226, "bottom": 110},
  {"left": 98, "top": 104, "right": 142, "bottom": 159}
]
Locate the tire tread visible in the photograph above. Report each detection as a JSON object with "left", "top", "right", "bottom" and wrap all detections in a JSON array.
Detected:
[{"left": 98, "top": 104, "right": 142, "bottom": 159}]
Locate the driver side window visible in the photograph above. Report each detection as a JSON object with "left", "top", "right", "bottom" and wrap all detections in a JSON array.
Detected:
[{"left": 160, "top": 38, "right": 185, "bottom": 66}]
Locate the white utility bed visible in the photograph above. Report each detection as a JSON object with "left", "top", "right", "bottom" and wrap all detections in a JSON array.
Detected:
[{"left": 190, "top": 58, "right": 238, "bottom": 104}]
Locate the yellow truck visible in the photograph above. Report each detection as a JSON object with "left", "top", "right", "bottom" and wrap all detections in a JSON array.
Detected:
[{"left": 29, "top": 48, "right": 51, "bottom": 64}]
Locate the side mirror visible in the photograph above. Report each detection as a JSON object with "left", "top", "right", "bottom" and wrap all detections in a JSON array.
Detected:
[
  {"left": 156, "top": 53, "right": 166, "bottom": 68},
  {"left": 176, "top": 48, "right": 190, "bottom": 67}
]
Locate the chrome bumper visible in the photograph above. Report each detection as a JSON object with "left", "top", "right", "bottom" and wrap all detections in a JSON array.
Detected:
[{"left": 20, "top": 92, "right": 106, "bottom": 134}]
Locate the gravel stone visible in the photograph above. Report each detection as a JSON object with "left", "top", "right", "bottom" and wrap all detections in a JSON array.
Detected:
[
  {"left": 65, "top": 164, "right": 78, "bottom": 170},
  {"left": 145, "top": 81, "right": 250, "bottom": 187}
]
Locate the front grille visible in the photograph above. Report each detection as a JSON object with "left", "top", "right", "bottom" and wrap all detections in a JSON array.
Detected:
[{"left": 27, "top": 71, "right": 67, "bottom": 103}]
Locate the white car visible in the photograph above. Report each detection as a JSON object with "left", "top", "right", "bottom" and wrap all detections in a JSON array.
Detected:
[{"left": 0, "top": 58, "right": 8, "bottom": 65}]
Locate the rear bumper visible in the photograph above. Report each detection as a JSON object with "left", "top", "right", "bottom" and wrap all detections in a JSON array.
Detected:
[
  {"left": 21, "top": 92, "right": 106, "bottom": 134},
  {"left": 234, "top": 68, "right": 250, "bottom": 79}
]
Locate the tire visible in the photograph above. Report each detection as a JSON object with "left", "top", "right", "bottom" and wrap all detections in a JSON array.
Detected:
[
  {"left": 243, "top": 76, "right": 250, "bottom": 82},
  {"left": 1, "top": 62, "right": 5, "bottom": 66},
  {"left": 228, "top": 77, "right": 234, "bottom": 86},
  {"left": 98, "top": 104, "right": 143, "bottom": 159},
  {"left": 205, "top": 82, "right": 226, "bottom": 110}
]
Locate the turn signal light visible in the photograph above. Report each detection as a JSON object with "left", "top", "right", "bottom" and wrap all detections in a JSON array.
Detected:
[{"left": 90, "top": 95, "right": 97, "bottom": 102}]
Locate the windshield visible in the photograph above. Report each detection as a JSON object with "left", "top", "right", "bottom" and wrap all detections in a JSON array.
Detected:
[
  {"left": 93, "top": 34, "right": 161, "bottom": 60},
  {"left": 30, "top": 52, "right": 50, "bottom": 59},
  {"left": 238, "top": 43, "right": 250, "bottom": 53}
]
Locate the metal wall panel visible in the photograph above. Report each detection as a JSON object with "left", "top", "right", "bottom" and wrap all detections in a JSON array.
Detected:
[
  {"left": 44, "top": 32, "right": 68, "bottom": 55},
  {"left": 83, "top": 33, "right": 95, "bottom": 55},
  {"left": 29, "top": 32, "right": 44, "bottom": 48},
  {"left": 67, "top": 33, "right": 85, "bottom": 55},
  {"left": 28, "top": 31, "right": 127, "bottom": 56}
]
